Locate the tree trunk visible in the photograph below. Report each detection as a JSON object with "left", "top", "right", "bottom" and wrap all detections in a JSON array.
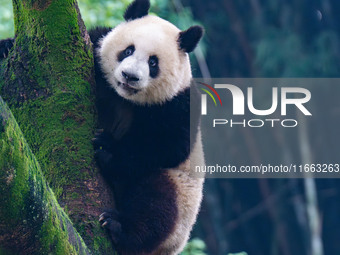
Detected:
[
  {"left": 0, "top": 0, "right": 115, "bottom": 253},
  {"left": 0, "top": 97, "right": 90, "bottom": 254}
]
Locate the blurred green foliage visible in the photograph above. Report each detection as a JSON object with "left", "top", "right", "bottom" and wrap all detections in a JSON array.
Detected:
[
  {"left": 78, "top": 0, "right": 130, "bottom": 28},
  {"left": 0, "top": 0, "right": 14, "bottom": 39},
  {"left": 0, "top": 0, "right": 201, "bottom": 46},
  {"left": 78, "top": 0, "right": 201, "bottom": 37},
  {"left": 181, "top": 238, "right": 207, "bottom": 255},
  {"left": 255, "top": 26, "right": 340, "bottom": 77}
]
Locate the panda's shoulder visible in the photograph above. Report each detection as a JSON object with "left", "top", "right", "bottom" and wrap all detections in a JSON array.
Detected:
[
  {"left": 136, "top": 87, "right": 191, "bottom": 128},
  {"left": 134, "top": 87, "right": 189, "bottom": 115},
  {"left": 162, "top": 87, "right": 190, "bottom": 112}
]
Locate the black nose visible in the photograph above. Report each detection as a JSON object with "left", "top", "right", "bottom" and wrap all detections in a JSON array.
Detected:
[{"left": 122, "top": 71, "right": 139, "bottom": 82}]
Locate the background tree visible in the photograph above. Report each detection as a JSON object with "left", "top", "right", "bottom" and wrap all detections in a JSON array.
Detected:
[{"left": 184, "top": 1, "right": 340, "bottom": 255}]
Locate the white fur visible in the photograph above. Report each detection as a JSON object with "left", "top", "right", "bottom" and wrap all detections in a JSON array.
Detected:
[
  {"left": 98, "top": 15, "right": 192, "bottom": 105},
  {"left": 151, "top": 130, "right": 205, "bottom": 255}
]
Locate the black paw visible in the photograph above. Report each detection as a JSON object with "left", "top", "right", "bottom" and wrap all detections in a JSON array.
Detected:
[
  {"left": 94, "top": 148, "right": 113, "bottom": 169},
  {"left": 92, "top": 129, "right": 114, "bottom": 151},
  {"left": 99, "top": 211, "right": 122, "bottom": 243},
  {"left": 0, "top": 38, "right": 14, "bottom": 59}
]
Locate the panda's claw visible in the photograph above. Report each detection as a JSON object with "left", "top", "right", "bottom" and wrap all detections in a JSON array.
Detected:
[
  {"left": 99, "top": 215, "right": 105, "bottom": 222},
  {"left": 99, "top": 210, "right": 119, "bottom": 222},
  {"left": 93, "top": 130, "right": 114, "bottom": 150},
  {"left": 100, "top": 216, "right": 113, "bottom": 228},
  {"left": 99, "top": 211, "right": 122, "bottom": 242},
  {"left": 99, "top": 212, "right": 110, "bottom": 225},
  {"left": 99, "top": 212, "right": 106, "bottom": 219},
  {"left": 95, "top": 129, "right": 104, "bottom": 137}
]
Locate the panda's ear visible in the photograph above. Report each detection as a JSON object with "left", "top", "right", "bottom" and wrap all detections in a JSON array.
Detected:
[
  {"left": 178, "top": 26, "right": 204, "bottom": 53},
  {"left": 124, "top": 0, "right": 150, "bottom": 21}
]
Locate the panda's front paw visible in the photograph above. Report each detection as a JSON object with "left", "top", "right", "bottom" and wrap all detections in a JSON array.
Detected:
[
  {"left": 94, "top": 149, "right": 113, "bottom": 169},
  {"left": 92, "top": 129, "right": 114, "bottom": 151},
  {"left": 0, "top": 38, "right": 14, "bottom": 59},
  {"left": 99, "top": 211, "right": 122, "bottom": 243}
]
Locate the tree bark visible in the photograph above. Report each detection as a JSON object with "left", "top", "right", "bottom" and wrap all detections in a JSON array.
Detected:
[
  {"left": 0, "top": 0, "right": 115, "bottom": 253},
  {"left": 0, "top": 97, "right": 90, "bottom": 254}
]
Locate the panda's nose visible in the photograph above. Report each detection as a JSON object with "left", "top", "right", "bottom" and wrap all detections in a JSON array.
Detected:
[{"left": 122, "top": 71, "right": 140, "bottom": 82}]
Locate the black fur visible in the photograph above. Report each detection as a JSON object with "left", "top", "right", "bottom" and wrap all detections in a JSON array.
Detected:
[
  {"left": 89, "top": 22, "right": 200, "bottom": 253},
  {"left": 99, "top": 172, "right": 178, "bottom": 254},
  {"left": 117, "top": 45, "right": 135, "bottom": 62},
  {"left": 148, "top": 55, "right": 159, "bottom": 78},
  {"left": 178, "top": 26, "right": 204, "bottom": 53},
  {"left": 88, "top": 26, "right": 112, "bottom": 49},
  {"left": 0, "top": 38, "right": 14, "bottom": 59},
  {"left": 124, "top": 0, "right": 150, "bottom": 21},
  {"left": 93, "top": 87, "right": 192, "bottom": 179}
]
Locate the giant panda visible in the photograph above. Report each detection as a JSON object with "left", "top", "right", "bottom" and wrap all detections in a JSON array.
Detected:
[
  {"left": 89, "top": 1, "right": 205, "bottom": 254},
  {"left": 89, "top": 0, "right": 205, "bottom": 254}
]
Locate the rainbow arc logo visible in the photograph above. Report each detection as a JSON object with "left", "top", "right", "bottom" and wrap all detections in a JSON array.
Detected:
[
  {"left": 199, "top": 82, "right": 223, "bottom": 106},
  {"left": 199, "top": 82, "right": 223, "bottom": 115}
]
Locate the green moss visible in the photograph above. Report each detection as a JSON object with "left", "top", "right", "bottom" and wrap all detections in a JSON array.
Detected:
[
  {"left": 0, "top": 0, "right": 115, "bottom": 253},
  {"left": 10, "top": 93, "right": 95, "bottom": 194},
  {"left": 93, "top": 235, "right": 113, "bottom": 253},
  {"left": 0, "top": 102, "right": 30, "bottom": 222},
  {"left": 2, "top": 0, "right": 95, "bottom": 202},
  {"left": 39, "top": 198, "right": 81, "bottom": 254},
  {"left": 0, "top": 98, "right": 91, "bottom": 254}
]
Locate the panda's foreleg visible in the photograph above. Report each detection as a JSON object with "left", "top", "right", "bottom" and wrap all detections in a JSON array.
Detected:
[
  {"left": 94, "top": 148, "right": 116, "bottom": 178},
  {"left": 92, "top": 129, "right": 124, "bottom": 179}
]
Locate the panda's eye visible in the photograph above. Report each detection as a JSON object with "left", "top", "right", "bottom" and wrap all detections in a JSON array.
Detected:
[
  {"left": 125, "top": 47, "right": 133, "bottom": 56},
  {"left": 148, "top": 56, "right": 158, "bottom": 67},
  {"left": 149, "top": 55, "right": 159, "bottom": 78},
  {"left": 118, "top": 45, "right": 135, "bottom": 62}
]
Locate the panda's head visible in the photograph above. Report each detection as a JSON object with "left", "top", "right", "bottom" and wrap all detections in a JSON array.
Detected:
[{"left": 98, "top": 0, "right": 203, "bottom": 105}]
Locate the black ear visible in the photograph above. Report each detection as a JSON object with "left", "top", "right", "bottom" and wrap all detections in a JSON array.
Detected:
[
  {"left": 178, "top": 26, "right": 204, "bottom": 53},
  {"left": 124, "top": 0, "right": 150, "bottom": 21}
]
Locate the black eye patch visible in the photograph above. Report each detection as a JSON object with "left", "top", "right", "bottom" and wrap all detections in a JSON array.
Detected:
[
  {"left": 149, "top": 55, "right": 159, "bottom": 78},
  {"left": 117, "top": 45, "right": 135, "bottom": 62}
]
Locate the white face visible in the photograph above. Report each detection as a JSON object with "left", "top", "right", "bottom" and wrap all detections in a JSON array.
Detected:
[{"left": 98, "top": 15, "right": 192, "bottom": 105}]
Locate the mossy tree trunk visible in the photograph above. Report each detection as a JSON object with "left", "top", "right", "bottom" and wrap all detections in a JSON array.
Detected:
[
  {"left": 0, "top": 0, "right": 115, "bottom": 254},
  {"left": 0, "top": 97, "right": 91, "bottom": 255}
]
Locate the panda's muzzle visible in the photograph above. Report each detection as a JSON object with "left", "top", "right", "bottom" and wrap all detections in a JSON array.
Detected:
[
  {"left": 117, "top": 81, "right": 139, "bottom": 93},
  {"left": 119, "top": 71, "right": 141, "bottom": 94},
  {"left": 122, "top": 71, "right": 140, "bottom": 83}
]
